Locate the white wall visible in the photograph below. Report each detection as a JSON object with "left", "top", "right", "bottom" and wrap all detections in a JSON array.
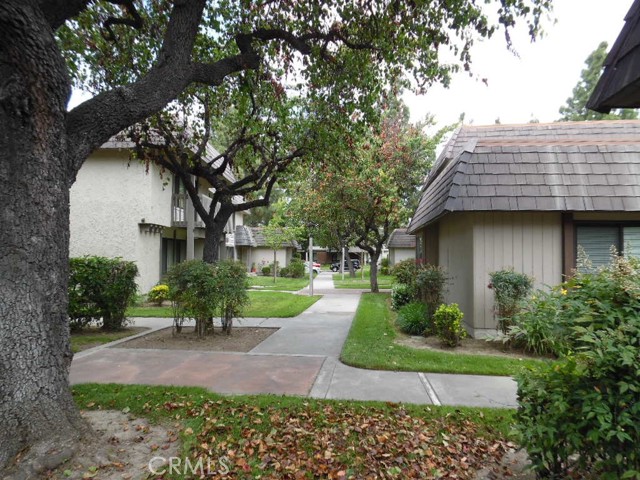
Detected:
[
  {"left": 70, "top": 149, "right": 173, "bottom": 292},
  {"left": 389, "top": 247, "right": 415, "bottom": 265},
  {"left": 251, "top": 247, "right": 293, "bottom": 271}
]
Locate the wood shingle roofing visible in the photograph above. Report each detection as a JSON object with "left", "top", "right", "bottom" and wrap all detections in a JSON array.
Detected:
[
  {"left": 408, "top": 121, "right": 640, "bottom": 233},
  {"left": 387, "top": 228, "right": 416, "bottom": 248},
  {"left": 241, "top": 225, "right": 300, "bottom": 249},
  {"left": 234, "top": 225, "right": 257, "bottom": 247}
]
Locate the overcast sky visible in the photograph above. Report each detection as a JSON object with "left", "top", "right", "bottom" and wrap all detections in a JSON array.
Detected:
[{"left": 405, "top": 0, "right": 632, "bottom": 129}]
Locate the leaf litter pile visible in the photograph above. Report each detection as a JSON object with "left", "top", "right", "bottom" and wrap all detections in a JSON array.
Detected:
[
  {"left": 185, "top": 401, "right": 512, "bottom": 479},
  {"left": 72, "top": 385, "right": 516, "bottom": 479}
]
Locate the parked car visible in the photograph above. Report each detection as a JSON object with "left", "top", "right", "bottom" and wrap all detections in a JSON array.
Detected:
[
  {"left": 330, "top": 259, "right": 361, "bottom": 272},
  {"left": 305, "top": 262, "right": 322, "bottom": 274}
]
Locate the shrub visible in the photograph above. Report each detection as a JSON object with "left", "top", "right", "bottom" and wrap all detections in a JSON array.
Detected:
[
  {"left": 516, "top": 326, "right": 640, "bottom": 478},
  {"left": 147, "top": 284, "right": 169, "bottom": 306},
  {"left": 391, "top": 259, "right": 418, "bottom": 288},
  {"left": 261, "top": 266, "right": 271, "bottom": 276},
  {"left": 506, "top": 287, "right": 570, "bottom": 356},
  {"left": 279, "top": 266, "right": 290, "bottom": 277},
  {"left": 415, "top": 264, "right": 448, "bottom": 322},
  {"left": 380, "top": 257, "right": 390, "bottom": 276},
  {"left": 508, "top": 254, "right": 640, "bottom": 356},
  {"left": 433, "top": 303, "right": 466, "bottom": 347},
  {"left": 488, "top": 269, "right": 533, "bottom": 334},
  {"left": 391, "top": 283, "right": 416, "bottom": 310},
  {"left": 166, "top": 260, "right": 248, "bottom": 336},
  {"left": 213, "top": 260, "right": 249, "bottom": 334},
  {"left": 396, "top": 302, "right": 430, "bottom": 336},
  {"left": 68, "top": 256, "right": 138, "bottom": 331},
  {"left": 515, "top": 255, "right": 640, "bottom": 478},
  {"left": 287, "top": 258, "right": 305, "bottom": 278},
  {"left": 165, "top": 260, "right": 218, "bottom": 337}
]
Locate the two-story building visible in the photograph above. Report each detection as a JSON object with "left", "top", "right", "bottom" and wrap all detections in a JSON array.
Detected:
[{"left": 69, "top": 140, "right": 246, "bottom": 292}]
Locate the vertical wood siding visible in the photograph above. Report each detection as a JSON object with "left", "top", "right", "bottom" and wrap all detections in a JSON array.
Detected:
[{"left": 472, "top": 212, "right": 563, "bottom": 331}]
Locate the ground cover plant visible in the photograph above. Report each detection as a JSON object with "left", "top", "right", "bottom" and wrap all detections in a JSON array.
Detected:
[
  {"left": 341, "top": 294, "right": 543, "bottom": 376},
  {"left": 72, "top": 383, "right": 516, "bottom": 479},
  {"left": 126, "top": 292, "right": 320, "bottom": 319}
]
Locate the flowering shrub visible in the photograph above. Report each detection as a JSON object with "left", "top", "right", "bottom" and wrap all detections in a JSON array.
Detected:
[
  {"left": 391, "top": 283, "right": 415, "bottom": 310},
  {"left": 391, "top": 259, "right": 419, "bottom": 288},
  {"left": 433, "top": 303, "right": 466, "bottom": 347},
  {"left": 147, "top": 284, "right": 169, "bottom": 305},
  {"left": 515, "top": 255, "right": 640, "bottom": 479}
]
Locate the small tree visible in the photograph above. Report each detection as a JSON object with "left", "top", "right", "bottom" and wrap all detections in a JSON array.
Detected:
[
  {"left": 214, "top": 260, "right": 249, "bottom": 335},
  {"left": 488, "top": 269, "right": 533, "bottom": 335},
  {"left": 166, "top": 260, "right": 219, "bottom": 337},
  {"left": 415, "top": 264, "right": 448, "bottom": 324}
]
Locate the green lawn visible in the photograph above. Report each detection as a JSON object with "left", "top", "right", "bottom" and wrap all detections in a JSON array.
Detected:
[
  {"left": 341, "top": 293, "right": 546, "bottom": 376},
  {"left": 248, "top": 275, "right": 309, "bottom": 291},
  {"left": 70, "top": 327, "right": 147, "bottom": 353},
  {"left": 126, "top": 291, "right": 320, "bottom": 319},
  {"left": 73, "top": 383, "right": 515, "bottom": 479},
  {"left": 332, "top": 265, "right": 394, "bottom": 290}
]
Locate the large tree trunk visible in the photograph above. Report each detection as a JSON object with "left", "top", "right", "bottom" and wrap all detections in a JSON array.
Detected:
[
  {"left": 0, "top": 2, "right": 88, "bottom": 473},
  {"left": 202, "top": 202, "right": 234, "bottom": 264},
  {"left": 202, "top": 222, "right": 225, "bottom": 263}
]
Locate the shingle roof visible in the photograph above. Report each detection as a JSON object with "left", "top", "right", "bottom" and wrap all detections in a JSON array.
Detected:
[
  {"left": 387, "top": 228, "right": 416, "bottom": 248},
  {"left": 234, "top": 225, "right": 256, "bottom": 247},
  {"left": 408, "top": 121, "right": 640, "bottom": 233},
  {"left": 587, "top": 0, "right": 640, "bottom": 112},
  {"left": 250, "top": 227, "right": 301, "bottom": 249}
]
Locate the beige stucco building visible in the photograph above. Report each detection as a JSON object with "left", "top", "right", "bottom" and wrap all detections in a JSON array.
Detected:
[
  {"left": 69, "top": 142, "right": 246, "bottom": 293},
  {"left": 409, "top": 121, "right": 640, "bottom": 337}
]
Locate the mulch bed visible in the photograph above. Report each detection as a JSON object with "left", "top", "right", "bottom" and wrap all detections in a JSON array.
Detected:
[{"left": 116, "top": 326, "right": 278, "bottom": 353}]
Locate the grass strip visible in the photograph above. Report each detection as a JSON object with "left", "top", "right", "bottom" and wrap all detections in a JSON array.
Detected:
[
  {"left": 341, "top": 293, "right": 545, "bottom": 376},
  {"left": 127, "top": 291, "right": 320, "bottom": 319}
]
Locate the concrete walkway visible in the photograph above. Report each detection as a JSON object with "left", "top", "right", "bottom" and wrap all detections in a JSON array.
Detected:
[{"left": 70, "top": 272, "right": 518, "bottom": 408}]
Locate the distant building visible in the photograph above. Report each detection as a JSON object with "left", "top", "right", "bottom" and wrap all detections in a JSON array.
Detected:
[{"left": 387, "top": 228, "right": 416, "bottom": 266}]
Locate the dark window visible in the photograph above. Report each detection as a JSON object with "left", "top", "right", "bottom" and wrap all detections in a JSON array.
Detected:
[
  {"left": 576, "top": 224, "right": 640, "bottom": 271},
  {"left": 161, "top": 238, "right": 187, "bottom": 275}
]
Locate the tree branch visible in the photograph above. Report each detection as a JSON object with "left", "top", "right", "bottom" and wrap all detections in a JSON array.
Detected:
[
  {"left": 101, "top": 0, "right": 143, "bottom": 43},
  {"left": 39, "top": 0, "right": 89, "bottom": 30}
]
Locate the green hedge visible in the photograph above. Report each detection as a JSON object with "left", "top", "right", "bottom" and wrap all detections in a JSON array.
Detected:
[{"left": 68, "top": 256, "right": 138, "bottom": 331}]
